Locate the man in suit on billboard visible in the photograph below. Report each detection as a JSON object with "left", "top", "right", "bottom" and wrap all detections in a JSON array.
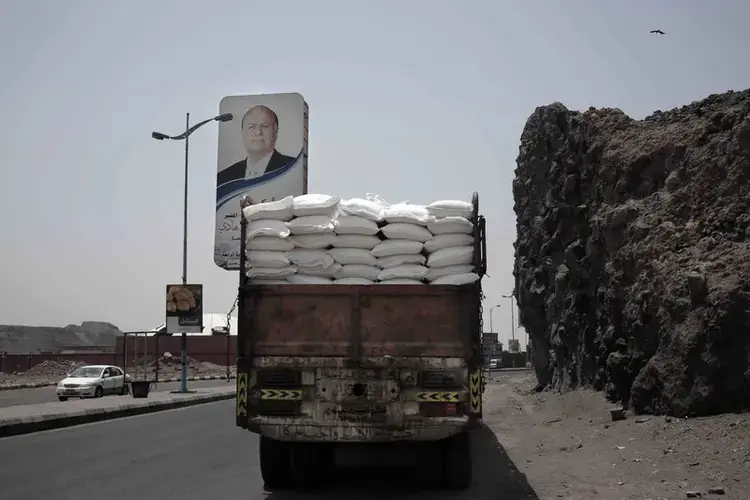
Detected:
[{"left": 216, "top": 104, "right": 296, "bottom": 186}]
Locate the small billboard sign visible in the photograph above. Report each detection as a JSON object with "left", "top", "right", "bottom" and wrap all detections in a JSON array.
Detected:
[{"left": 165, "top": 284, "right": 203, "bottom": 334}]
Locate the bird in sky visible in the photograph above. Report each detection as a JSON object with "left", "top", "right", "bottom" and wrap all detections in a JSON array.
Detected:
[{"left": 650, "top": 29, "right": 666, "bottom": 35}]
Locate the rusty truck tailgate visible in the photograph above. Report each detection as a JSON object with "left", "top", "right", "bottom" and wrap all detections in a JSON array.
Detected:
[{"left": 240, "top": 285, "right": 477, "bottom": 358}]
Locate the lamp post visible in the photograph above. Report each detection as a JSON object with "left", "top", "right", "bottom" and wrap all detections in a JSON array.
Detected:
[
  {"left": 489, "top": 304, "right": 500, "bottom": 333},
  {"left": 151, "top": 112, "right": 233, "bottom": 393},
  {"left": 502, "top": 294, "right": 516, "bottom": 367}
]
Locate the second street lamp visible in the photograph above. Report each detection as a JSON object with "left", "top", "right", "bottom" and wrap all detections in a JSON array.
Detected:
[{"left": 151, "top": 111, "right": 233, "bottom": 394}]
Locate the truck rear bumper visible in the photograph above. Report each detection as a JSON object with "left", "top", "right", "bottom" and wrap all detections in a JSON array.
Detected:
[{"left": 244, "top": 415, "right": 471, "bottom": 443}]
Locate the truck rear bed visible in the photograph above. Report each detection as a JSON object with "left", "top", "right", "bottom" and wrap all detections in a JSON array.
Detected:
[{"left": 239, "top": 284, "right": 478, "bottom": 360}]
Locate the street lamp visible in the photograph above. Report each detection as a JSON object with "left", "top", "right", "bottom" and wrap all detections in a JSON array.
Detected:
[
  {"left": 151, "top": 111, "right": 233, "bottom": 394},
  {"left": 501, "top": 294, "right": 517, "bottom": 367},
  {"left": 489, "top": 304, "right": 500, "bottom": 333}
]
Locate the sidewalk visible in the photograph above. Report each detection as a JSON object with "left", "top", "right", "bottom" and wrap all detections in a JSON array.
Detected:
[{"left": 0, "top": 386, "right": 235, "bottom": 438}]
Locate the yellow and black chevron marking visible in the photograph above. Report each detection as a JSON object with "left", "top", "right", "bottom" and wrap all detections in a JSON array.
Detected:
[
  {"left": 469, "top": 370, "right": 482, "bottom": 413},
  {"left": 416, "top": 391, "right": 460, "bottom": 403},
  {"left": 236, "top": 373, "right": 248, "bottom": 417},
  {"left": 260, "top": 389, "right": 302, "bottom": 400}
]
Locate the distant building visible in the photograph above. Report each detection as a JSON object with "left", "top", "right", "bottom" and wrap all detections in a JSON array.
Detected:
[
  {"left": 147, "top": 313, "right": 238, "bottom": 336},
  {"left": 481, "top": 332, "right": 502, "bottom": 361}
]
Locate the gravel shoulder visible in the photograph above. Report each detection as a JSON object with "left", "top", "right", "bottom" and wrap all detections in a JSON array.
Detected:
[{"left": 484, "top": 372, "right": 748, "bottom": 499}]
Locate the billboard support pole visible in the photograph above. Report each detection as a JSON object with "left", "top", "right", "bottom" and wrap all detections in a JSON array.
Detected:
[{"left": 180, "top": 112, "right": 190, "bottom": 394}]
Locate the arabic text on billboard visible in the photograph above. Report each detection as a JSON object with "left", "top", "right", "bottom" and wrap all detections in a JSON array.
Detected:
[{"left": 214, "top": 92, "right": 309, "bottom": 269}]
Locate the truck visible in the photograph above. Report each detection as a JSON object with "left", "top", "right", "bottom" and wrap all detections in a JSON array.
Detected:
[{"left": 234, "top": 192, "right": 487, "bottom": 489}]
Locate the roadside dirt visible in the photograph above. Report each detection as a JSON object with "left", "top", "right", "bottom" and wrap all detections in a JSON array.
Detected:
[{"left": 484, "top": 371, "right": 749, "bottom": 500}]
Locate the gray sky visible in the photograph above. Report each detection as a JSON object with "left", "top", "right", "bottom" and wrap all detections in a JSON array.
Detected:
[{"left": 1, "top": 0, "right": 748, "bottom": 347}]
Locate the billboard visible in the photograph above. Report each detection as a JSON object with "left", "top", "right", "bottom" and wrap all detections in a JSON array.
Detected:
[
  {"left": 214, "top": 92, "right": 309, "bottom": 269},
  {"left": 508, "top": 338, "right": 520, "bottom": 353},
  {"left": 165, "top": 284, "right": 204, "bottom": 334}
]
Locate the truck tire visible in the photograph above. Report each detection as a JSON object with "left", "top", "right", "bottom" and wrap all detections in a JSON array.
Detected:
[
  {"left": 442, "top": 431, "right": 472, "bottom": 489},
  {"left": 259, "top": 437, "right": 294, "bottom": 490},
  {"left": 290, "top": 442, "right": 334, "bottom": 487},
  {"left": 414, "top": 441, "right": 442, "bottom": 488}
]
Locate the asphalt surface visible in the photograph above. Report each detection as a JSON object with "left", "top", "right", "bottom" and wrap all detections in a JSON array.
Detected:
[
  {"left": 0, "top": 379, "right": 233, "bottom": 408},
  {"left": 0, "top": 397, "right": 538, "bottom": 500}
]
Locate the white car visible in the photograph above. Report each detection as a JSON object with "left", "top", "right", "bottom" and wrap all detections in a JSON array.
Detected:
[
  {"left": 489, "top": 358, "right": 500, "bottom": 370},
  {"left": 56, "top": 364, "right": 130, "bottom": 401}
]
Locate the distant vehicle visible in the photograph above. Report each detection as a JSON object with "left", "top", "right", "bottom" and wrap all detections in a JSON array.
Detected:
[
  {"left": 489, "top": 358, "right": 500, "bottom": 370},
  {"left": 56, "top": 364, "right": 130, "bottom": 401}
]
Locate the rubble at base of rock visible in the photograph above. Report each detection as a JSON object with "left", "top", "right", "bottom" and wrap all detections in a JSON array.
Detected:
[{"left": 513, "top": 88, "right": 750, "bottom": 417}]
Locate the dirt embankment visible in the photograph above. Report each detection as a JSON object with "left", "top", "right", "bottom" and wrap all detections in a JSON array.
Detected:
[
  {"left": 484, "top": 371, "right": 747, "bottom": 499},
  {"left": 513, "top": 89, "right": 750, "bottom": 416}
]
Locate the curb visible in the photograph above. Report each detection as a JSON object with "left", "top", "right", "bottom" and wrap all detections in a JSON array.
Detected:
[
  {"left": 0, "top": 374, "right": 237, "bottom": 392},
  {"left": 0, "top": 392, "right": 236, "bottom": 439}
]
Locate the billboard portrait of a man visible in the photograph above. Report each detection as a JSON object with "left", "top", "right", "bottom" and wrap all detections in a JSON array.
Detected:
[
  {"left": 214, "top": 93, "right": 309, "bottom": 270},
  {"left": 216, "top": 105, "right": 297, "bottom": 186}
]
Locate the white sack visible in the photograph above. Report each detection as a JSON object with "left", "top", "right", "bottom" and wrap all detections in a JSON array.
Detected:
[
  {"left": 242, "top": 196, "right": 294, "bottom": 222},
  {"left": 287, "top": 275, "right": 333, "bottom": 284},
  {"left": 378, "top": 279, "right": 424, "bottom": 285},
  {"left": 246, "top": 250, "right": 290, "bottom": 269},
  {"left": 380, "top": 223, "right": 433, "bottom": 242},
  {"left": 286, "top": 215, "right": 335, "bottom": 235},
  {"left": 426, "top": 246, "right": 474, "bottom": 268},
  {"left": 299, "top": 263, "right": 342, "bottom": 278},
  {"left": 339, "top": 198, "right": 385, "bottom": 222},
  {"left": 331, "top": 235, "right": 381, "bottom": 249},
  {"left": 425, "top": 264, "right": 475, "bottom": 282},
  {"left": 377, "top": 264, "right": 429, "bottom": 281},
  {"left": 247, "top": 236, "right": 295, "bottom": 251},
  {"left": 288, "top": 234, "right": 335, "bottom": 249},
  {"left": 292, "top": 194, "right": 340, "bottom": 217},
  {"left": 425, "top": 199, "right": 473, "bottom": 219},
  {"left": 430, "top": 273, "right": 480, "bottom": 285},
  {"left": 334, "top": 215, "right": 380, "bottom": 235},
  {"left": 371, "top": 240, "right": 424, "bottom": 258},
  {"left": 333, "top": 277, "right": 375, "bottom": 285},
  {"left": 247, "top": 219, "right": 291, "bottom": 239},
  {"left": 246, "top": 266, "right": 297, "bottom": 278},
  {"left": 383, "top": 203, "right": 433, "bottom": 226},
  {"left": 247, "top": 278, "right": 289, "bottom": 284},
  {"left": 286, "top": 249, "right": 335, "bottom": 269},
  {"left": 334, "top": 264, "right": 381, "bottom": 281},
  {"left": 424, "top": 233, "right": 474, "bottom": 253},
  {"left": 377, "top": 254, "right": 426, "bottom": 269},
  {"left": 328, "top": 248, "right": 378, "bottom": 266},
  {"left": 427, "top": 216, "right": 473, "bottom": 235}
]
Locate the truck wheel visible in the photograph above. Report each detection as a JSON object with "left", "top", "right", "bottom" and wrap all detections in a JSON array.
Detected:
[
  {"left": 290, "top": 442, "right": 334, "bottom": 487},
  {"left": 414, "top": 441, "right": 442, "bottom": 488},
  {"left": 259, "top": 437, "right": 294, "bottom": 490},
  {"left": 442, "top": 431, "right": 472, "bottom": 489}
]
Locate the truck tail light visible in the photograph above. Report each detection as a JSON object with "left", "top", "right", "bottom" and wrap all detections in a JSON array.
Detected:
[{"left": 419, "top": 402, "right": 463, "bottom": 417}]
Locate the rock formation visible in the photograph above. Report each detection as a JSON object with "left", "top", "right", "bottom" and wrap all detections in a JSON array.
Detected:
[{"left": 513, "top": 89, "right": 750, "bottom": 417}]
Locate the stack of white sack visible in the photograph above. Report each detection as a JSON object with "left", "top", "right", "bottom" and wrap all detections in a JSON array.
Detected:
[{"left": 241, "top": 194, "right": 481, "bottom": 285}]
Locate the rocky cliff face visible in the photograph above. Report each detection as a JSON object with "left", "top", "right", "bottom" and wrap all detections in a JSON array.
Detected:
[{"left": 513, "top": 90, "right": 750, "bottom": 417}]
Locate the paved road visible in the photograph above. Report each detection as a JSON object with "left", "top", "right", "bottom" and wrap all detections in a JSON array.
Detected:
[
  {"left": 0, "top": 379, "right": 233, "bottom": 408},
  {"left": 0, "top": 398, "right": 538, "bottom": 500}
]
